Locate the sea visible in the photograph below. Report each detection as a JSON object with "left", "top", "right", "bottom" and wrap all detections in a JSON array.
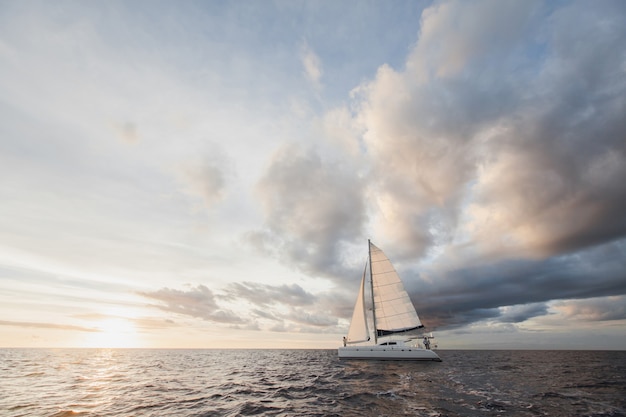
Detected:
[{"left": 1, "top": 349, "right": 625, "bottom": 417}]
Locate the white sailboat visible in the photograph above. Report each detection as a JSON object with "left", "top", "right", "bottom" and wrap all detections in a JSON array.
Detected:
[{"left": 338, "top": 240, "right": 441, "bottom": 361}]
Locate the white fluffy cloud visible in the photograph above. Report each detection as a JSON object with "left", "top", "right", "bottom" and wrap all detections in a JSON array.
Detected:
[{"left": 344, "top": 0, "right": 626, "bottom": 263}]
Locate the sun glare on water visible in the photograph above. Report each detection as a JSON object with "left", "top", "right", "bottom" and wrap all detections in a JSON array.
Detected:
[{"left": 85, "top": 317, "right": 140, "bottom": 348}]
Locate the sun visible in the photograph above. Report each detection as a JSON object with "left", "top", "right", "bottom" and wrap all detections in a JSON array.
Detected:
[{"left": 85, "top": 317, "right": 140, "bottom": 348}]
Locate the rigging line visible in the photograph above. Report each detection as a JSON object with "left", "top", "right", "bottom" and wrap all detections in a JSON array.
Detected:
[
  {"left": 373, "top": 282, "right": 403, "bottom": 288},
  {"left": 379, "top": 311, "right": 420, "bottom": 319},
  {"left": 375, "top": 295, "right": 413, "bottom": 303}
]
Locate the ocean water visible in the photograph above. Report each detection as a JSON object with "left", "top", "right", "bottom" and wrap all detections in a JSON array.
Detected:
[{"left": 1, "top": 349, "right": 625, "bottom": 417}]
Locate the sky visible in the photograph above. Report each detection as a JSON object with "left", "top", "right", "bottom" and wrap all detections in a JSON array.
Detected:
[{"left": 1, "top": 0, "right": 625, "bottom": 350}]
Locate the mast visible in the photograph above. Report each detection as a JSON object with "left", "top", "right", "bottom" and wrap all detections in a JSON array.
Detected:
[{"left": 368, "top": 239, "right": 378, "bottom": 344}]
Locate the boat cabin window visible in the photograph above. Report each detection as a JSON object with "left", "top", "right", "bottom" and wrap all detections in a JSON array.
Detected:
[{"left": 380, "top": 342, "right": 397, "bottom": 345}]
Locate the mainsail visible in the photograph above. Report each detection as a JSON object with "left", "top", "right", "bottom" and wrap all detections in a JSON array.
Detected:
[
  {"left": 369, "top": 241, "right": 423, "bottom": 337},
  {"left": 345, "top": 263, "right": 370, "bottom": 344}
]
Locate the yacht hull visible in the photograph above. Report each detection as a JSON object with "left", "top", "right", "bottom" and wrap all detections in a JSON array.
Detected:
[{"left": 338, "top": 346, "right": 441, "bottom": 361}]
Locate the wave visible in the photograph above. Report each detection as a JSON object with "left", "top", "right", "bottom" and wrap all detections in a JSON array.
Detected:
[{"left": 1, "top": 349, "right": 624, "bottom": 417}]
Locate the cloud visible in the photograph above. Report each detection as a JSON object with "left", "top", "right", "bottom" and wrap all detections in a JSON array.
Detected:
[
  {"left": 553, "top": 296, "right": 626, "bottom": 322},
  {"left": 226, "top": 282, "right": 338, "bottom": 330},
  {"left": 113, "top": 121, "right": 140, "bottom": 144},
  {"left": 345, "top": 0, "right": 626, "bottom": 262},
  {"left": 410, "top": 0, "right": 539, "bottom": 78},
  {"left": 251, "top": 308, "right": 281, "bottom": 321},
  {"left": 174, "top": 155, "right": 229, "bottom": 209},
  {"left": 73, "top": 313, "right": 179, "bottom": 331},
  {"left": 476, "top": 1, "right": 626, "bottom": 256},
  {"left": 221, "top": 281, "right": 345, "bottom": 331},
  {"left": 139, "top": 285, "right": 243, "bottom": 324},
  {"left": 244, "top": 0, "right": 626, "bottom": 335},
  {"left": 267, "top": 314, "right": 338, "bottom": 333},
  {"left": 498, "top": 303, "right": 549, "bottom": 323},
  {"left": 226, "top": 282, "right": 316, "bottom": 307},
  {"left": 299, "top": 0, "right": 626, "bottom": 338},
  {"left": 249, "top": 143, "right": 366, "bottom": 278},
  {"left": 410, "top": 240, "right": 626, "bottom": 330},
  {"left": 0, "top": 320, "right": 98, "bottom": 332},
  {"left": 145, "top": 1, "right": 626, "bottom": 339},
  {"left": 131, "top": 317, "right": 178, "bottom": 331},
  {"left": 301, "top": 41, "right": 323, "bottom": 88},
  {"left": 289, "top": 308, "right": 337, "bottom": 327}
]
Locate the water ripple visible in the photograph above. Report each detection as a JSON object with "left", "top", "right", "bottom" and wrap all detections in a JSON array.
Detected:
[{"left": 1, "top": 349, "right": 625, "bottom": 416}]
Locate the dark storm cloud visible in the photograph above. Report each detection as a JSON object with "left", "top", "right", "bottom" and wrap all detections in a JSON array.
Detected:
[
  {"left": 140, "top": 285, "right": 243, "bottom": 324},
  {"left": 498, "top": 303, "right": 549, "bottom": 324},
  {"left": 408, "top": 240, "right": 626, "bottom": 329}
]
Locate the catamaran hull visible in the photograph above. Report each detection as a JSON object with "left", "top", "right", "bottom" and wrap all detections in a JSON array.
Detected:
[{"left": 338, "top": 346, "right": 441, "bottom": 361}]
